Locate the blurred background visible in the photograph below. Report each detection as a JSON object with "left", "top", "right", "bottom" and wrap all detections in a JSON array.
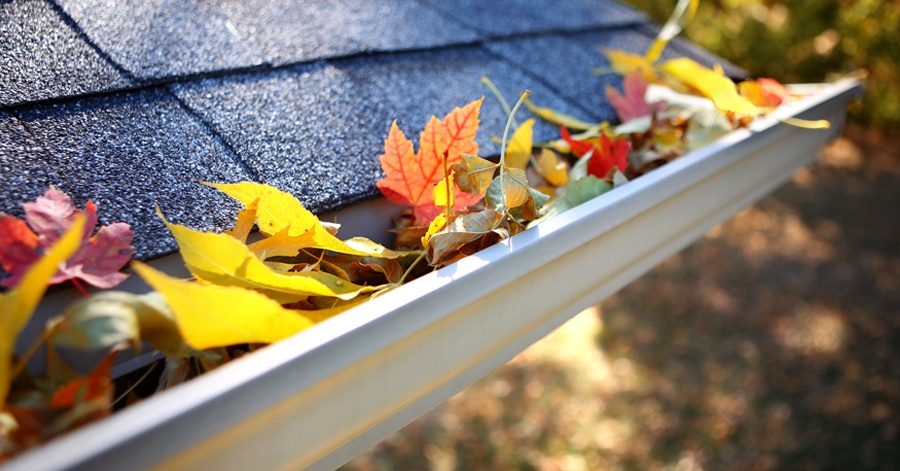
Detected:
[{"left": 342, "top": 1, "right": 899, "bottom": 469}]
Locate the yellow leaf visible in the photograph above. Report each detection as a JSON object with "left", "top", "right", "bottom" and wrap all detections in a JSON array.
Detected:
[
  {"left": 433, "top": 171, "right": 455, "bottom": 209},
  {"left": 660, "top": 58, "right": 762, "bottom": 116},
  {"left": 1, "top": 215, "right": 85, "bottom": 409},
  {"left": 132, "top": 262, "right": 314, "bottom": 350},
  {"left": 228, "top": 197, "right": 259, "bottom": 243},
  {"left": 160, "top": 214, "right": 378, "bottom": 302},
  {"left": 505, "top": 119, "right": 534, "bottom": 169},
  {"left": 205, "top": 181, "right": 379, "bottom": 257},
  {"left": 422, "top": 212, "right": 448, "bottom": 246},
  {"left": 536, "top": 148, "right": 568, "bottom": 187},
  {"left": 604, "top": 49, "right": 659, "bottom": 83},
  {"left": 523, "top": 97, "right": 597, "bottom": 131}
]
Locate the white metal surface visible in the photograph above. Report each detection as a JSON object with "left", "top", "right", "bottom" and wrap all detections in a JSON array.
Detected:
[{"left": 2, "top": 79, "right": 861, "bottom": 471}]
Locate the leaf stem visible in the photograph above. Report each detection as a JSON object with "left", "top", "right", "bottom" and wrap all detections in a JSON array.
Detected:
[
  {"left": 442, "top": 150, "right": 452, "bottom": 223},
  {"left": 71, "top": 278, "right": 90, "bottom": 297},
  {"left": 499, "top": 90, "right": 531, "bottom": 212},
  {"left": 397, "top": 251, "right": 427, "bottom": 286},
  {"left": 481, "top": 77, "right": 518, "bottom": 129}
]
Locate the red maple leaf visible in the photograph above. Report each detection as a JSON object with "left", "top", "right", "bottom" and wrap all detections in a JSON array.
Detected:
[
  {"left": 560, "top": 126, "right": 631, "bottom": 179},
  {"left": 0, "top": 189, "right": 134, "bottom": 289},
  {"left": 377, "top": 98, "right": 485, "bottom": 225}
]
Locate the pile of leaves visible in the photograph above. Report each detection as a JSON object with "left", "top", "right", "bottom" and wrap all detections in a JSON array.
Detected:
[{"left": 0, "top": 0, "right": 830, "bottom": 461}]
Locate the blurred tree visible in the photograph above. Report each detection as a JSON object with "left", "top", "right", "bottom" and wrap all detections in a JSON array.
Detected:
[{"left": 623, "top": 0, "right": 900, "bottom": 129}]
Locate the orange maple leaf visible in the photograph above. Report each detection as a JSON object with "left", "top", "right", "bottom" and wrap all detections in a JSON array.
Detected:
[{"left": 377, "top": 98, "right": 485, "bottom": 224}]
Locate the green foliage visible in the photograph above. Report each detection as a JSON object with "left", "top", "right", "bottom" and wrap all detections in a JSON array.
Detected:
[{"left": 624, "top": 0, "right": 899, "bottom": 130}]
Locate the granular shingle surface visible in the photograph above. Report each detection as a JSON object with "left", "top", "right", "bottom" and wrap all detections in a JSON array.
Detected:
[
  {"left": 1, "top": 0, "right": 746, "bottom": 261},
  {"left": 7, "top": 89, "right": 250, "bottom": 259},
  {"left": 419, "top": 0, "right": 645, "bottom": 36},
  {"left": 0, "top": 0, "right": 132, "bottom": 106}
]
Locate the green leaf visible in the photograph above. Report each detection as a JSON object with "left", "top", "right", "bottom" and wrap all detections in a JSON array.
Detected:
[{"left": 49, "top": 293, "right": 141, "bottom": 351}]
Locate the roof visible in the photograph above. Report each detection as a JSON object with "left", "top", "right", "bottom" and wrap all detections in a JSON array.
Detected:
[{"left": 0, "top": 0, "right": 743, "bottom": 261}]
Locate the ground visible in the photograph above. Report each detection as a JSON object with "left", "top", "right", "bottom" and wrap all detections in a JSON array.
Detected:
[{"left": 342, "top": 124, "right": 900, "bottom": 471}]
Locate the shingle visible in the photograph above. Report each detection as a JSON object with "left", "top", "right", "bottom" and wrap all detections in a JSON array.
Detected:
[
  {"left": 55, "top": 0, "right": 481, "bottom": 82},
  {"left": 172, "top": 48, "right": 579, "bottom": 214},
  {"left": 214, "top": 0, "right": 481, "bottom": 66},
  {"left": 5, "top": 89, "right": 252, "bottom": 259},
  {"left": 0, "top": 0, "right": 132, "bottom": 106},
  {"left": 417, "top": 0, "right": 646, "bottom": 37},
  {"left": 0, "top": 111, "right": 58, "bottom": 208},
  {"left": 55, "top": 0, "right": 265, "bottom": 80},
  {"left": 485, "top": 28, "right": 746, "bottom": 123}
]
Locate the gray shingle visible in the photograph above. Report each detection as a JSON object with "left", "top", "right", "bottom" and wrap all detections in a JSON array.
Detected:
[
  {"left": 4, "top": 89, "right": 251, "bottom": 259},
  {"left": 418, "top": 0, "right": 646, "bottom": 37},
  {"left": 0, "top": 110, "right": 58, "bottom": 208},
  {"left": 486, "top": 28, "right": 746, "bottom": 123},
  {"left": 216, "top": 0, "right": 481, "bottom": 66},
  {"left": 0, "top": 0, "right": 132, "bottom": 106},
  {"left": 55, "top": 0, "right": 482, "bottom": 82},
  {"left": 172, "top": 48, "right": 579, "bottom": 215},
  {"left": 55, "top": 0, "right": 265, "bottom": 80}
]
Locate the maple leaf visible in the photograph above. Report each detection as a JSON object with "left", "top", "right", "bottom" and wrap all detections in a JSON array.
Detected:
[
  {"left": 606, "top": 72, "right": 662, "bottom": 122},
  {"left": 560, "top": 126, "right": 631, "bottom": 179},
  {"left": 376, "top": 98, "right": 485, "bottom": 225},
  {"left": 0, "top": 189, "right": 133, "bottom": 289}
]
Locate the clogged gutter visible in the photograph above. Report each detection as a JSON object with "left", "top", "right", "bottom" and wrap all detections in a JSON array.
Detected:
[{"left": 0, "top": 1, "right": 836, "bottom": 461}]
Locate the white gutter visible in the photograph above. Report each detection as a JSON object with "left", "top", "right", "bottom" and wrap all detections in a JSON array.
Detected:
[{"left": 2, "top": 79, "right": 862, "bottom": 471}]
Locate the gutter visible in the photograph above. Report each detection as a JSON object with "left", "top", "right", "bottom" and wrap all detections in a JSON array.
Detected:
[{"left": 3, "top": 78, "right": 862, "bottom": 471}]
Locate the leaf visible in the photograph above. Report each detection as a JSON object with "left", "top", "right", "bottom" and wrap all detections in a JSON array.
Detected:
[
  {"left": 602, "top": 49, "right": 659, "bottom": 83},
  {"left": 49, "top": 294, "right": 141, "bottom": 351},
  {"left": 586, "top": 134, "right": 631, "bottom": 180},
  {"left": 738, "top": 78, "right": 788, "bottom": 108},
  {"left": 0, "top": 215, "right": 40, "bottom": 289},
  {"left": 535, "top": 148, "right": 569, "bottom": 187},
  {"left": 49, "top": 349, "right": 117, "bottom": 409},
  {"left": 48, "top": 291, "right": 201, "bottom": 358},
  {"left": 452, "top": 154, "right": 498, "bottom": 196},
  {"left": 228, "top": 197, "right": 260, "bottom": 243},
  {"left": 433, "top": 171, "right": 455, "bottom": 209},
  {"left": 1, "top": 189, "right": 133, "bottom": 289},
  {"left": 532, "top": 176, "right": 613, "bottom": 226},
  {"left": 523, "top": 97, "right": 597, "bottom": 131},
  {"left": 206, "top": 181, "right": 380, "bottom": 258},
  {"left": 426, "top": 209, "right": 505, "bottom": 267},
  {"left": 487, "top": 169, "right": 549, "bottom": 221},
  {"left": 660, "top": 58, "right": 762, "bottom": 116},
  {"left": 606, "top": 72, "right": 661, "bottom": 122},
  {"left": 161, "top": 214, "right": 378, "bottom": 302},
  {"left": 422, "top": 212, "right": 448, "bottom": 246},
  {"left": 377, "top": 99, "right": 485, "bottom": 224},
  {"left": 560, "top": 126, "right": 630, "bottom": 179},
  {"left": 505, "top": 119, "right": 534, "bottom": 169},
  {"left": 132, "top": 262, "right": 315, "bottom": 350},
  {"left": 1, "top": 215, "right": 85, "bottom": 410}
]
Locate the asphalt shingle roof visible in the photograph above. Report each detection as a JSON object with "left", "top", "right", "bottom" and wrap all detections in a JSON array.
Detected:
[{"left": 0, "top": 0, "right": 744, "bottom": 261}]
